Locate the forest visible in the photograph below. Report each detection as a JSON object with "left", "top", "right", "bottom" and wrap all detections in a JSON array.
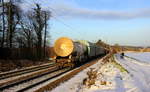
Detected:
[{"left": 0, "top": 0, "right": 51, "bottom": 60}]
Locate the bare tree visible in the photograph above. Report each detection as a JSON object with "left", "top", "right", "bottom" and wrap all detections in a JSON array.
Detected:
[
  {"left": 0, "top": 1, "right": 51, "bottom": 60},
  {"left": 19, "top": 14, "right": 36, "bottom": 48},
  {"left": 43, "top": 11, "right": 51, "bottom": 58},
  {"left": 4, "top": 1, "right": 21, "bottom": 48},
  {"left": 27, "top": 4, "right": 50, "bottom": 59},
  {"left": 0, "top": 0, "right": 5, "bottom": 47}
]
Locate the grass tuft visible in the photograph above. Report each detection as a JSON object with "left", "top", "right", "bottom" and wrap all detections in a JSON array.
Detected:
[{"left": 111, "top": 56, "right": 129, "bottom": 73}]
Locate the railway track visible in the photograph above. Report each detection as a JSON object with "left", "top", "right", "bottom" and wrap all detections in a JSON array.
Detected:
[
  {"left": 1, "top": 67, "right": 70, "bottom": 92},
  {"left": 35, "top": 55, "right": 107, "bottom": 92},
  {"left": 0, "top": 55, "right": 107, "bottom": 92},
  {"left": 0, "top": 62, "right": 57, "bottom": 91},
  {"left": 0, "top": 62, "right": 55, "bottom": 80}
]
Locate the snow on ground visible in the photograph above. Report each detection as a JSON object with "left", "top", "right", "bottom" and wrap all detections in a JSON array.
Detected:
[
  {"left": 115, "top": 54, "right": 150, "bottom": 92},
  {"left": 51, "top": 58, "right": 138, "bottom": 92},
  {"left": 125, "top": 52, "right": 150, "bottom": 64},
  {"left": 51, "top": 59, "right": 104, "bottom": 92},
  {"left": 51, "top": 52, "right": 150, "bottom": 92}
]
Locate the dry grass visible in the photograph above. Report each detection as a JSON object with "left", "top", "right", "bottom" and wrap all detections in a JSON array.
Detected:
[
  {"left": 83, "top": 68, "right": 98, "bottom": 88},
  {"left": 82, "top": 52, "right": 128, "bottom": 89}
]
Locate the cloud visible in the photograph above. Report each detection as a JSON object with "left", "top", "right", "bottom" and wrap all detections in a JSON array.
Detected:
[
  {"left": 50, "top": 5, "right": 150, "bottom": 20},
  {"left": 19, "top": 0, "right": 150, "bottom": 20}
]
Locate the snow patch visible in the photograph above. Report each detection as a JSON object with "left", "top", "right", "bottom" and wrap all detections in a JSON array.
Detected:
[
  {"left": 115, "top": 54, "right": 150, "bottom": 92},
  {"left": 125, "top": 52, "right": 150, "bottom": 64},
  {"left": 51, "top": 58, "right": 138, "bottom": 92}
]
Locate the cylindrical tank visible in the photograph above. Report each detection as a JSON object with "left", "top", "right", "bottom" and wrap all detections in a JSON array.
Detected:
[
  {"left": 54, "top": 37, "right": 105, "bottom": 58},
  {"left": 78, "top": 41, "right": 105, "bottom": 57},
  {"left": 77, "top": 40, "right": 97, "bottom": 57},
  {"left": 73, "top": 42, "right": 85, "bottom": 56},
  {"left": 54, "top": 37, "right": 88, "bottom": 57},
  {"left": 54, "top": 37, "right": 74, "bottom": 57},
  {"left": 77, "top": 40, "right": 90, "bottom": 55}
]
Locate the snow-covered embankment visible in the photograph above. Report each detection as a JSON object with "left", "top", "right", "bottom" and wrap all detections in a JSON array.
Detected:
[
  {"left": 115, "top": 53, "right": 150, "bottom": 92},
  {"left": 51, "top": 56, "right": 137, "bottom": 92}
]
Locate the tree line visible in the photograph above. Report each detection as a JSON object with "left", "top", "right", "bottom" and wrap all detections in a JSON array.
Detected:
[{"left": 0, "top": 0, "right": 51, "bottom": 60}]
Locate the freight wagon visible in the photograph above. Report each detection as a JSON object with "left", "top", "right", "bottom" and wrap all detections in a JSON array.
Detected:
[{"left": 54, "top": 37, "right": 107, "bottom": 68}]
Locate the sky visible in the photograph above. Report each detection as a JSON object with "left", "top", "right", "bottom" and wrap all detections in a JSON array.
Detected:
[{"left": 21, "top": 0, "right": 150, "bottom": 46}]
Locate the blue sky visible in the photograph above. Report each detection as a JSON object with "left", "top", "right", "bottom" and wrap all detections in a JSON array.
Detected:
[{"left": 22, "top": 0, "right": 150, "bottom": 46}]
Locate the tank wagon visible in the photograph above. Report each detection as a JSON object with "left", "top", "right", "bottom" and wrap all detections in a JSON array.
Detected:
[{"left": 54, "top": 37, "right": 107, "bottom": 68}]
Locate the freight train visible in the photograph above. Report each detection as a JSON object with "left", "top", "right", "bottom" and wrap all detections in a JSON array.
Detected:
[{"left": 54, "top": 37, "right": 107, "bottom": 68}]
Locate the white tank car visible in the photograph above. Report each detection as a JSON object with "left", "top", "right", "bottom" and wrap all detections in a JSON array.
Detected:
[{"left": 53, "top": 37, "right": 106, "bottom": 67}]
